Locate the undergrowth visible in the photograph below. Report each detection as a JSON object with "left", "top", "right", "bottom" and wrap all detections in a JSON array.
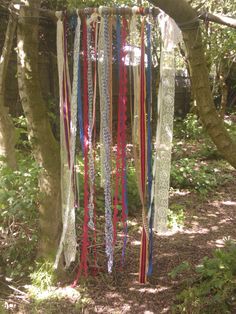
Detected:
[
  {"left": 171, "top": 241, "right": 236, "bottom": 314},
  {"left": 0, "top": 155, "right": 40, "bottom": 279}
]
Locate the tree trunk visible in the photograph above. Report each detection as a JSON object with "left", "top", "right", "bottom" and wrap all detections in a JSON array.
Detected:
[
  {"left": 149, "top": 0, "right": 236, "bottom": 169},
  {"left": 17, "top": 1, "right": 62, "bottom": 262},
  {"left": 219, "top": 63, "right": 229, "bottom": 119},
  {"left": 0, "top": 13, "right": 17, "bottom": 169}
]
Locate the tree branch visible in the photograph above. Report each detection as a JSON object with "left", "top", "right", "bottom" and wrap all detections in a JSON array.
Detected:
[{"left": 199, "top": 11, "right": 236, "bottom": 29}]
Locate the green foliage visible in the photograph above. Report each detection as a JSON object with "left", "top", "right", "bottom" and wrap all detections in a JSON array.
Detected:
[
  {"left": 0, "top": 156, "right": 40, "bottom": 279},
  {"left": 13, "top": 116, "right": 31, "bottom": 150},
  {"left": 0, "top": 302, "right": 7, "bottom": 314},
  {"left": 126, "top": 163, "right": 141, "bottom": 216},
  {"left": 169, "top": 261, "right": 190, "bottom": 279},
  {"left": 30, "top": 261, "right": 56, "bottom": 291},
  {"left": 168, "top": 204, "right": 186, "bottom": 229},
  {"left": 76, "top": 153, "right": 141, "bottom": 218},
  {"left": 172, "top": 242, "right": 236, "bottom": 313},
  {"left": 174, "top": 114, "right": 204, "bottom": 140},
  {"left": 171, "top": 158, "right": 218, "bottom": 194}
]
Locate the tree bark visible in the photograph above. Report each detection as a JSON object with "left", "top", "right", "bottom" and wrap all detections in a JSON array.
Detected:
[
  {"left": 17, "top": 1, "right": 62, "bottom": 262},
  {"left": 149, "top": 0, "right": 236, "bottom": 169},
  {"left": 0, "top": 13, "right": 17, "bottom": 169}
]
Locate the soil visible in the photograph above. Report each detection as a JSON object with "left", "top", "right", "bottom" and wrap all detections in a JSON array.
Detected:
[{"left": 1, "top": 171, "right": 236, "bottom": 314}]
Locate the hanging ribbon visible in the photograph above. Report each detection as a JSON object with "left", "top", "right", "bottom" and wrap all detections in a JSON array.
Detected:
[
  {"left": 139, "top": 17, "right": 148, "bottom": 284},
  {"left": 99, "top": 10, "right": 114, "bottom": 273},
  {"left": 113, "top": 16, "right": 128, "bottom": 264},
  {"left": 87, "top": 13, "right": 99, "bottom": 273},
  {"left": 73, "top": 17, "right": 90, "bottom": 286},
  {"left": 113, "top": 15, "right": 121, "bottom": 245},
  {"left": 77, "top": 18, "right": 84, "bottom": 153},
  {"left": 153, "top": 13, "right": 182, "bottom": 233},
  {"left": 86, "top": 15, "right": 96, "bottom": 231},
  {"left": 55, "top": 12, "right": 77, "bottom": 269},
  {"left": 98, "top": 17, "right": 105, "bottom": 188},
  {"left": 146, "top": 18, "right": 154, "bottom": 277}
]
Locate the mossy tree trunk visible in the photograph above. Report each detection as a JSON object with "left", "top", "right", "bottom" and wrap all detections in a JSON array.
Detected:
[
  {"left": 17, "top": 1, "right": 62, "bottom": 263},
  {"left": 0, "top": 13, "right": 17, "bottom": 169},
  {"left": 149, "top": 0, "right": 236, "bottom": 169}
]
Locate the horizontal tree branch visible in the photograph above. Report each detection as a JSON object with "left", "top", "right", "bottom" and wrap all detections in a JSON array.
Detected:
[
  {"left": 4, "top": 3, "right": 236, "bottom": 29},
  {"left": 200, "top": 11, "right": 236, "bottom": 29}
]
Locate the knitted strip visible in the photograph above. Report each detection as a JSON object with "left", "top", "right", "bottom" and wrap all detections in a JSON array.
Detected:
[
  {"left": 101, "top": 13, "right": 114, "bottom": 273},
  {"left": 120, "top": 17, "right": 128, "bottom": 264},
  {"left": 77, "top": 22, "right": 84, "bottom": 153},
  {"left": 146, "top": 20, "right": 154, "bottom": 277},
  {"left": 98, "top": 18, "right": 105, "bottom": 188},
  {"left": 86, "top": 17, "right": 95, "bottom": 230},
  {"left": 113, "top": 15, "right": 122, "bottom": 244}
]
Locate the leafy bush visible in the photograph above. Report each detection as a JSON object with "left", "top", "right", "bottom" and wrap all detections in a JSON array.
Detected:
[
  {"left": 0, "top": 156, "right": 40, "bottom": 278},
  {"left": 172, "top": 242, "right": 236, "bottom": 314},
  {"left": 171, "top": 158, "right": 218, "bottom": 194},
  {"left": 168, "top": 204, "right": 186, "bottom": 229},
  {"left": 30, "top": 261, "right": 55, "bottom": 291},
  {"left": 13, "top": 116, "right": 31, "bottom": 150},
  {"left": 174, "top": 114, "right": 204, "bottom": 140}
]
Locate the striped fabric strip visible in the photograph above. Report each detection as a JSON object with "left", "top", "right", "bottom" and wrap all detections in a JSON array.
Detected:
[
  {"left": 139, "top": 18, "right": 148, "bottom": 284},
  {"left": 146, "top": 20, "right": 154, "bottom": 277}
]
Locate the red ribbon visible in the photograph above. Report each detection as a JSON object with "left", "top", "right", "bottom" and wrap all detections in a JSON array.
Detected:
[
  {"left": 139, "top": 19, "right": 148, "bottom": 284},
  {"left": 113, "top": 18, "right": 128, "bottom": 247}
]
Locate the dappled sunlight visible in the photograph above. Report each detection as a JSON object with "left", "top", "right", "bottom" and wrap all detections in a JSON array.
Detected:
[
  {"left": 180, "top": 226, "right": 210, "bottom": 235},
  {"left": 17, "top": 40, "right": 26, "bottom": 68},
  {"left": 222, "top": 200, "right": 236, "bottom": 206},
  {"left": 25, "top": 284, "right": 81, "bottom": 302},
  {"left": 129, "top": 286, "right": 169, "bottom": 294},
  {"left": 131, "top": 239, "right": 141, "bottom": 246}
]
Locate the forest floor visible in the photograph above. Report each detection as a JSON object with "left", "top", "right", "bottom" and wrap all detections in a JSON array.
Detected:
[
  {"left": 1, "top": 169, "right": 236, "bottom": 314},
  {"left": 1, "top": 133, "right": 236, "bottom": 313}
]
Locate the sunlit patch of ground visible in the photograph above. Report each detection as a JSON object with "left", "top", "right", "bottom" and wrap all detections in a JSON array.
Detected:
[{"left": 1, "top": 167, "right": 236, "bottom": 313}]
